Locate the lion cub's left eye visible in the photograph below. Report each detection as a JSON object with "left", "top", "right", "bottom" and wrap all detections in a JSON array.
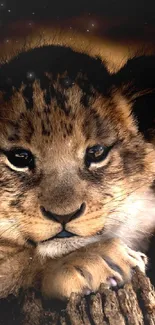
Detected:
[
  {"left": 6, "top": 148, "right": 34, "bottom": 170},
  {"left": 85, "top": 145, "right": 109, "bottom": 166}
]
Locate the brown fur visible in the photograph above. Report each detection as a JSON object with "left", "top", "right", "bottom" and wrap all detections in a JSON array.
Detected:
[{"left": 0, "top": 28, "right": 155, "bottom": 300}]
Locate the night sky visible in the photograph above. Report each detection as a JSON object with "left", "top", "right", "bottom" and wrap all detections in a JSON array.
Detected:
[
  {"left": 0, "top": 0, "right": 155, "bottom": 42},
  {"left": 0, "top": 0, "right": 154, "bottom": 21}
]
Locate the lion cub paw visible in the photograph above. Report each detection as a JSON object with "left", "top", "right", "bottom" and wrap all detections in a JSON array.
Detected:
[{"left": 42, "top": 239, "right": 147, "bottom": 300}]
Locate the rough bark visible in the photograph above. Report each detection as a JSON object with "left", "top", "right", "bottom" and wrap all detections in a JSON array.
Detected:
[{"left": 0, "top": 268, "right": 155, "bottom": 325}]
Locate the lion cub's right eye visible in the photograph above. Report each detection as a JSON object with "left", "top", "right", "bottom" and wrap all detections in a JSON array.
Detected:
[
  {"left": 85, "top": 144, "right": 109, "bottom": 167},
  {"left": 6, "top": 148, "right": 34, "bottom": 170}
]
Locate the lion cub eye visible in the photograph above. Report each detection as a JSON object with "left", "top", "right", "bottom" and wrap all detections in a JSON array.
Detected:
[
  {"left": 85, "top": 145, "right": 109, "bottom": 166},
  {"left": 6, "top": 148, "right": 34, "bottom": 169}
]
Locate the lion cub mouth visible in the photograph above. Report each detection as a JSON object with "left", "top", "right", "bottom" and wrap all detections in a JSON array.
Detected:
[
  {"left": 55, "top": 230, "right": 76, "bottom": 238},
  {"left": 41, "top": 230, "right": 77, "bottom": 243}
]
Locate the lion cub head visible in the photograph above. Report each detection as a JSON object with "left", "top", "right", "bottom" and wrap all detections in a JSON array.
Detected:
[{"left": 0, "top": 46, "right": 155, "bottom": 257}]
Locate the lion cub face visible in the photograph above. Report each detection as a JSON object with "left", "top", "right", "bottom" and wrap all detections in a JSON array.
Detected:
[{"left": 0, "top": 46, "right": 155, "bottom": 257}]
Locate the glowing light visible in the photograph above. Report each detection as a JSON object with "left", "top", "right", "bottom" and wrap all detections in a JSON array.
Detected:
[
  {"left": 0, "top": 2, "right": 6, "bottom": 9},
  {"left": 27, "top": 71, "right": 35, "bottom": 80}
]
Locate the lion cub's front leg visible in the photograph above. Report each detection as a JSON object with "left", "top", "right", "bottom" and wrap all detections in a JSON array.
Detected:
[{"left": 42, "top": 239, "right": 147, "bottom": 300}]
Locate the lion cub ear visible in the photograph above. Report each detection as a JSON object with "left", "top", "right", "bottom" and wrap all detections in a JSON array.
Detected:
[{"left": 114, "top": 55, "right": 155, "bottom": 143}]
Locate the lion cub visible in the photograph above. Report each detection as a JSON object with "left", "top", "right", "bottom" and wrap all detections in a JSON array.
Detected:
[{"left": 0, "top": 44, "right": 155, "bottom": 299}]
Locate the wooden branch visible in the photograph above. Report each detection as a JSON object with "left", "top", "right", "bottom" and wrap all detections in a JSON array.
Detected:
[{"left": 0, "top": 268, "right": 155, "bottom": 325}]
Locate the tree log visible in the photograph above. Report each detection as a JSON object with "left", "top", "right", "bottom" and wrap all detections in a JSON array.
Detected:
[{"left": 0, "top": 268, "right": 155, "bottom": 325}]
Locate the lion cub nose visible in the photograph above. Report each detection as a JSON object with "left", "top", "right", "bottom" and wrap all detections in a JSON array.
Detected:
[{"left": 40, "top": 203, "right": 86, "bottom": 224}]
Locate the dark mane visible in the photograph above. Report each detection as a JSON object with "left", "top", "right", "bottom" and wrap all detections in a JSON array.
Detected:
[{"left": 0, "top": 45, "right": 110, "bottom": 92}]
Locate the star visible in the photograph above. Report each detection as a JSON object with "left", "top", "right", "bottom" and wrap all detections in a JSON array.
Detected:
[
  {"left": 27, "top": 21, "right": 35, "bottom": 28},
  {"left": 0, "top": 1, "right": 6, "bottom": 9},
  {"left": 27, "top": 71, "right": 35, "bottom": 80}
]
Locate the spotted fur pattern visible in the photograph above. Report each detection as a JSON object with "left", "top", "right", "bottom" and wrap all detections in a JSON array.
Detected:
[{"left": 0, "top": 43, "right": 155, "bottom": 299}]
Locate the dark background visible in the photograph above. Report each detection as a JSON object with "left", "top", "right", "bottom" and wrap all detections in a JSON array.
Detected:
[
  {"left": 0, "top": 0, "right": 154, "bottom": 46},
  {"left": 0, "top": 0, "right": 155, "bottom": 21},
  {"left": 0, "top": 0, "right": 155, "bottom": 36}
]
